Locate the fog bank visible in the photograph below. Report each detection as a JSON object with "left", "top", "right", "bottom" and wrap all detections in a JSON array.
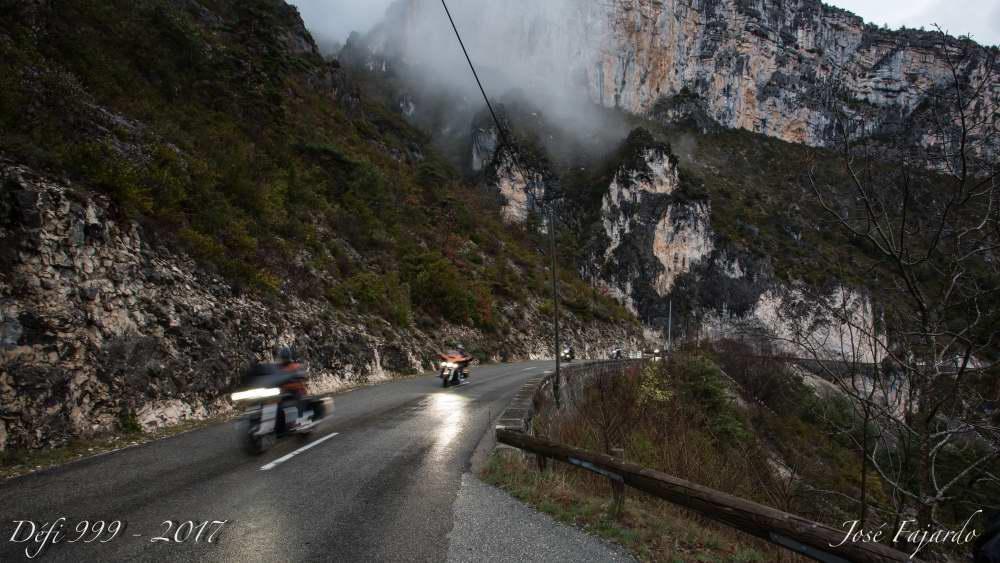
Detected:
[{"left": 367, "top": 0, "right": 625, "bottom": 164}]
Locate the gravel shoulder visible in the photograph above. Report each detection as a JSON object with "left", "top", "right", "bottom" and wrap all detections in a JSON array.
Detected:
[{"left": 447, "top": 472, "right": 636, "bottom": 563}]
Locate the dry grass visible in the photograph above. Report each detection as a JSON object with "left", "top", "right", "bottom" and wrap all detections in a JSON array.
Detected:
[
  {"left": 482, "top": 449, "right": 803, "bottom": 562},
  {"left": 481, "top": 357, "right": 821, "bottom": 561}
]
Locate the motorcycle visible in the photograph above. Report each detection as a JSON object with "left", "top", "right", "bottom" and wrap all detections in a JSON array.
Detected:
[
  {"left": 438, "top": 352, "right": 471, "bottom": 388},
  {"left": 560, "top": 347, "right": 575, "bottom": 363},
  {"left": 649, "top": 348, "right": 665, "bottom": 362},
  {"left": 231, "top": 365, "right": 333, "bottom": 454}
]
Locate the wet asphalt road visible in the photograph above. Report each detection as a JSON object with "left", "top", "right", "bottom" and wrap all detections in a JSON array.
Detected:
[{"left": 0, "top": 361, "right": 564, "bottom": 562}]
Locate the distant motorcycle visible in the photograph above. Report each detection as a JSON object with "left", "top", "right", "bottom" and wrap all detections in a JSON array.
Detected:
[
  {"left": 438, "top": 351, "right": 471, "bottom": 388},
  {"left": 231, "top": 364, "right": 333, "bottom": 454},
  {"left": 560, "top": 347, "right": 575, "bottom": 362}
]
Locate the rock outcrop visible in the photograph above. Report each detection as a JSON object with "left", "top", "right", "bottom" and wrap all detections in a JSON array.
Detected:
[
  {"left": 589, "top": 129, "right": 879, "bottom": 360},
  {"left": 595, "top": 130, "right": 713, "bottom": 314},
  {"left": 363, "top": 0, "right": 936, "bottom": 358}
]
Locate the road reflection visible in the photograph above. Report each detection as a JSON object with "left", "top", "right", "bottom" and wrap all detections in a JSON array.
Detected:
[{"left": 429, "top": 393, "right": 469, "bottom": 452}]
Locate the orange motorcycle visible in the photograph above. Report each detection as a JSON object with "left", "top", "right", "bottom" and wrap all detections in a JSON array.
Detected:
[{"left": 437, "top": 351, "right": 471, "bottom": 388}]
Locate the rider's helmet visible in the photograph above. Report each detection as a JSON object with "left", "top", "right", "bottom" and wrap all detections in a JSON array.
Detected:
[
  {"left": 275, "top": 345, "right": 295, "bottom": 365},
  {"left": 456, "top": 343, "right": 467, "bottom": 356}
]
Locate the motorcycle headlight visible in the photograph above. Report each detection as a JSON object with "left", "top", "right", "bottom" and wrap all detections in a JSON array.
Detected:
[
  {"left": 441, "top": 361, "right": 458, "bottom": 369},
  {"left": 230, "top": 387, "right": 281, "bottom": 402}
]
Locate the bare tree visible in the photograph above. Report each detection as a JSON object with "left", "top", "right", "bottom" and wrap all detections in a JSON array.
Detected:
[{"left": 797, "top": 34, "right": 1000, "bottom": 528}]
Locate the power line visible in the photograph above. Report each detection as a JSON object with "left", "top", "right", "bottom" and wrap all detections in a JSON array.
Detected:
[
  {"left": 439, "top": 0, "right": 563, "bottom": 406},
  {"left": 439, "top": 0, "right": 511, "bottom": 151}
]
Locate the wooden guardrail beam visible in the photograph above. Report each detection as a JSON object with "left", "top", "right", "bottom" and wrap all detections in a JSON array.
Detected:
[{"left": 496, "top": 429, "right": 914, "bottom": 563}]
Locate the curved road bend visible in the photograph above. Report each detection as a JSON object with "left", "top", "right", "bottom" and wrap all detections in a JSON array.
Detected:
[{"left": 0, "top": 361, "right": 631, "bottom": 562}]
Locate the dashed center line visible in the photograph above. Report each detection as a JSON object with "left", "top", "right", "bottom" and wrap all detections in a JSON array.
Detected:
[{"left": 259, "top": 432, "right": 340, "bottom": 471}]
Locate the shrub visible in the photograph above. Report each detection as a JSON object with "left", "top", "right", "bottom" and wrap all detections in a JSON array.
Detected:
[
  {"left": 329, "top": 271, "right": 412, "bottom": 327},
  {"left": 672, "top": 354, "right": 751, "bottom": 444},
  {"left": 118, "top": 409, "right": 142, "bottom": 434},
  {"left": 69, "top": 143, "right": 153, "bottom": 217},
  {"left": 401, "top": 250, "right": 482, "bottom": 324}
]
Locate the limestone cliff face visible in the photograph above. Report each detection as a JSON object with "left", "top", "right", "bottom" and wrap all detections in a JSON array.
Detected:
[
  {"left": 473, "top": 110, "right": 552, "bottom": 224},
  {"left": 490, "top": 149, "right": 545, "bottom": 223},
  {"left": 591, "top": 0, "right": 997, "bottom": 147},
  {"left": 592, "top": 131, "right": 879, "bottom": 360},
  {"left": 0, "top": 161, "right": 640, "bottom": 451},
  {"left": 596, "top": 134, "right": 713, "bottom": 314},
  {"left": 380, "top": 0, "right": 996, "bottom": 150},
  {"left": 364, "top": 0, "right": 950, "bottom": 362}
]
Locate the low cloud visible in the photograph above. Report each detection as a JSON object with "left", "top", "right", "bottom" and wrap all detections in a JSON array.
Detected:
[
  {"left": 288, "top": 0, "right": 395, "bottom": 50},
  {"left": 370, "top": 0, "right": 627, "bottom": 164}
]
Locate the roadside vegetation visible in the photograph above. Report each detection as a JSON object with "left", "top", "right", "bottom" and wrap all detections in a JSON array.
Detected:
[
  {"left": 483, "top": 451, "right": 775, "bottom": 562},
  {"left": 483, "top": 346, "right": 997, "bottom": 561}
]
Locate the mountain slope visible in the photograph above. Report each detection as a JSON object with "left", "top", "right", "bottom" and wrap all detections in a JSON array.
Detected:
[{"left": 0, "top": 0, "right": 640, "bottom": 451}]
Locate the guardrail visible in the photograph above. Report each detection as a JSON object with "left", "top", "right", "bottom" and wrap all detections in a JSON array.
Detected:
[
  {"left": 494, "top": 359, "right": 645, "bottom": 434},
  {"left": 494, "top": 360, "right": 914, "bottom": 563}
]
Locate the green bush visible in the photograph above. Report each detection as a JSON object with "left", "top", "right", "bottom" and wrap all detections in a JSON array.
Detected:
[
  {"left": 67, "top": 143, "right": 152, "bottom": 217},
  {"left": 673, "top": 354, "right": 751, "bottom": 444},
  {"left": 329, "top": 271, "right": 412, "bottom": 326},
  {"left": 118, "top": 409, "right": 142, "bottom": 435},
  {"left": 401, "top": 250, "right": 487, "bottom": 324}
]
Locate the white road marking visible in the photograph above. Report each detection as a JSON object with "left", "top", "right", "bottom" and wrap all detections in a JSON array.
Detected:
[
  {"left": 521, "top": 367, "right": 535, "bottom": 372},
  {"left": 259, "top": 432, "right": 340, "bottom": 471}
]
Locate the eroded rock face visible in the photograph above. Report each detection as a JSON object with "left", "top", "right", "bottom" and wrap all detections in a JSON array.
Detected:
[
  {"left": 0, "top": 161, "right": 640, "bottom": 450},
  {"left": 595, "top": 130, "right": 714, "bottom": 315},
  {"left": 489, "top": 149, "right": 548, "bottom": 224},
  {"left": 650, "top": 203, "right": 713, "bottom": 296},
  {"left": 750, "top": 286, "right": 883, "bottom": 363},
  {"left": 592, "top": 130, "right": 878, "bottom": 359},
  {"left": 471, "top": 127, "right": 498, "bottom": 173},
  {"left": 592, "top": 0, "right": 997, "bottom": 148}
]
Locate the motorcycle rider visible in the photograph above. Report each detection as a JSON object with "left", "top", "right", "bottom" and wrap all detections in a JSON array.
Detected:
[
  {"left": 455, "top": 344, "right": 471, "bottom": 379},
  {"left": 275, "top": 345, "right": 309, "bottom": 429},
  {"left": 564, "top": 344, "right": 575, "bottom": 361}
]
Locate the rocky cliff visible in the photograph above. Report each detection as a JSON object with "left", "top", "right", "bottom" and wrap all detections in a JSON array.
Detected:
[
  {"left": 596, "top": 130, "right": 711, "bottom": 313},
  {"left": 592, "top": 0, "right": 997, "bottom": 147},
  {"left": 586, "top": 129, "right": 881, "bottom": 360}
]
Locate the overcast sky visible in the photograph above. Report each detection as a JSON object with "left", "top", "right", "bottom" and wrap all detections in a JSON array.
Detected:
[
  {"left": 287, "top": 0, "right": 999, "bottom": 47},
  {"left": 287, "top": 0, "right": 394, "bottom": 48},
  {"left": 828, "top": 0, "right": 1000, "bottom": 45}
]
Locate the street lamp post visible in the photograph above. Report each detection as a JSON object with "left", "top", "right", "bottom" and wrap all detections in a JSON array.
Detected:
[{"left": 548, "top": 203, "right": 561, "bottom": 408}]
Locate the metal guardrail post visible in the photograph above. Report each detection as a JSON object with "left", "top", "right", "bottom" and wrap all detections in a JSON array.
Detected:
[{"left": 610, "top": 446, "right": 625, "bottom": 518}]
